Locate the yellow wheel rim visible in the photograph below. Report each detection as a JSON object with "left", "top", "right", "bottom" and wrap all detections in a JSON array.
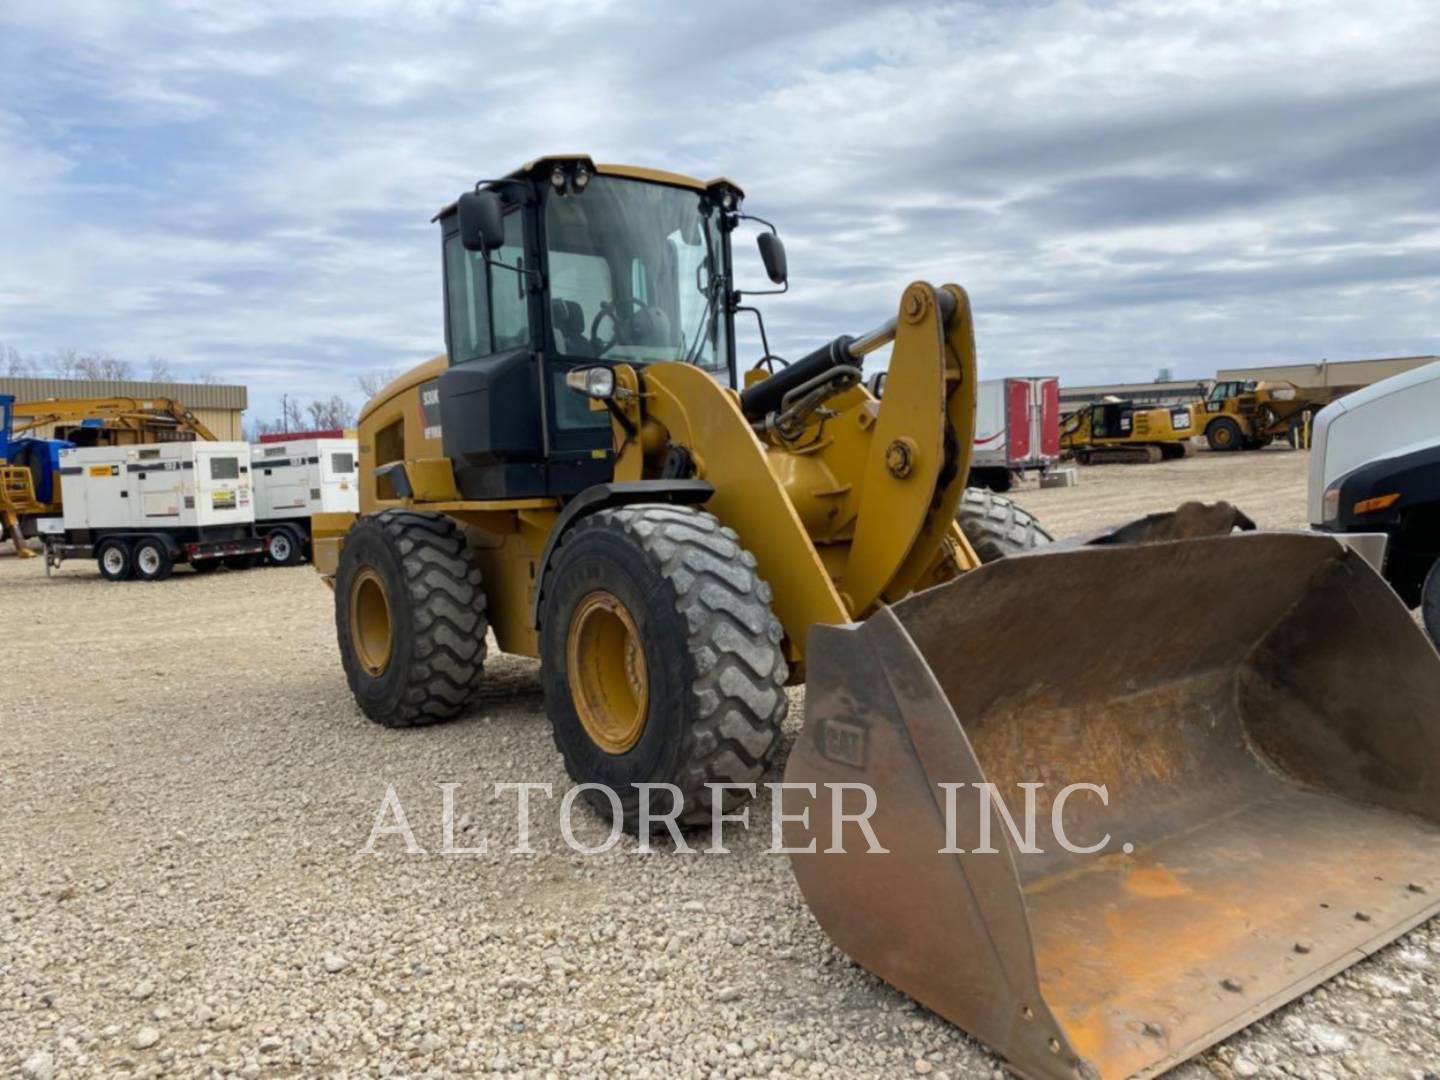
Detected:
[
  {"left": 566, "top": 590, "right": 649, "bottom": 754},
  {"left": 350, "top": 567, "right": 393, "bottom": 677}
]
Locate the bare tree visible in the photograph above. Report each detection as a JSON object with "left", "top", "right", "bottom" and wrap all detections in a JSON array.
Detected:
[
  {"left": 1, "top": 344, "right": 32, "bottom": 376},
  {"left": 48, "top": 349, "right": 83, "bottom": 379},
  {"left": 306, "top": 394, "right": 356, "bottom": 430},
  {"left": 356, "top": 367, "right": 398, "bottom": 400},
  {"left": 191, "top": 370, "right": 224, "bottom": 385},
  {"left": 72, "top": 353, "right": 133, "bottom": 380},
  {"left": 148, "top": 356, "right": 175, "bottom": 382},
  {"left": 247, "top": 417, "right": 276, "bottom": 440},
  {"left": 281, "top": 396, "right": 304, "bottom": 433}
]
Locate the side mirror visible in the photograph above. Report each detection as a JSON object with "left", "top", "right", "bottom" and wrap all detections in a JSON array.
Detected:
[
  {"left": 757, "top": 232, "right": 788, "bottom": 285},
  {"left": 458, "top": 190, "right": 505, "bottom": 253}
]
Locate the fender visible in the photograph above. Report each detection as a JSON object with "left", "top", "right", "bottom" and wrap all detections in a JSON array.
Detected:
[{"left": 529, "top": 479, "right": 714, "bottom": 628}]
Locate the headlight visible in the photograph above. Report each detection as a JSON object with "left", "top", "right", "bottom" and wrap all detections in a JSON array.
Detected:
[
  {"left": 565, "top": 367, "right": 616, "bottom": 399},
  {"left": 1322, "top": 485, "right": 1341, "bottom": 524}
]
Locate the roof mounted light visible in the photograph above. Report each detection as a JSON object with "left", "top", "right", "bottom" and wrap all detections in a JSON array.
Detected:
[
  {"left": 573, "top": 167, "right": 590, "bottom": 190},
  {"left": 550, "top": 167, "right": 567, "bottom": 190}
]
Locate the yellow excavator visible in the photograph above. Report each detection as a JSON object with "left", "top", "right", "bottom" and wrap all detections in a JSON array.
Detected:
[
  {"left": 314, "top": 156, "right": 1440, "bottom": 1080},
  {"left": 1060, "top": 398, "right": 1196, "bottom": 464}
]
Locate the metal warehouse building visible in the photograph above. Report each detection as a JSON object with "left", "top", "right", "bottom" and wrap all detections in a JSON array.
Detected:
[
  {"left": 1061, "top": 355, "right": 1438, "bottom": 413},
  {"left": 1214, "top": 355, "right": 1439, "bottom": 392},
  {"left": 0, "top": 377, "right": 247, "bottom": 440}
]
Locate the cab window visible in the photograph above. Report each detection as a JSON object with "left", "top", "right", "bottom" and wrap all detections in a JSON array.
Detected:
[
  {"left": 444, "top": 234, "right": 490, "bottom": 363},
  {"left": 490, "top": 211, "right": 531, "bottom": 351}
]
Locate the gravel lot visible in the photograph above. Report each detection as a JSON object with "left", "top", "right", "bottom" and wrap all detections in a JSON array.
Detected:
[{"left": 4, "top": 446, "right": 1439, "bottom": 1079}]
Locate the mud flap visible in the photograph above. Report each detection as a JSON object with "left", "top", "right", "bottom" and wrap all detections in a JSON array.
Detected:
[{"left": 785, "top": 531, "right": 1440, "bottom": 1080}]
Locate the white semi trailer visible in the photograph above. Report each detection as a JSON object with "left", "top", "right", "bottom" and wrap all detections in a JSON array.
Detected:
[
  {"left": 969, "top": 376, "right": 1061, "bottom": 491},
  {"left": 38, "top": 441, "right": 263, "bottom": 580},
  {"left": 250, "top": 437, "right": 359, "bottom": 564}
]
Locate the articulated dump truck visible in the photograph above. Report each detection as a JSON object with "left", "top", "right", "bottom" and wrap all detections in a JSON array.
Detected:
[{"left": 314, "top": 156, "right": 1440, "bottom": 1080}]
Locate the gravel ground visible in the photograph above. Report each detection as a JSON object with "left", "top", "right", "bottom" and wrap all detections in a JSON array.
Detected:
[{"left": 3, "top": 446, "right": 1438, "bottom": 1079}]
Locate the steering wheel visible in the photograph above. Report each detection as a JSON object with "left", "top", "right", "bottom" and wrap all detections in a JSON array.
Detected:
[{"left": 589, "top": 297, "right": 649, "bottom": 356}]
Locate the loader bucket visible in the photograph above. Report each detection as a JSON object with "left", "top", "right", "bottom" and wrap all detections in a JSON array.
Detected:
[{"left": 786, "top": 531, "right": 1440, "bottom": 1080}]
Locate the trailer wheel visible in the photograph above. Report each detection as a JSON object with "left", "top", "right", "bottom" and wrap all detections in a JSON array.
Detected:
[
  {"left": 96, "top": 539, "right": 132, "bottom": 582},
  {"left": 335, "top": 510, "right": 488, "bottom": 728},
  {"left": 958, "top": 488, "right": 1054, "bottom": 564},
  {"left": 265, "top": 527, "right": 304, "bottom": 566},
  {"left": 133, "top": 538, "right": 174, "bottom": 582},
  {"left": 539, "top": 504, "right": 788, "bottom": 832},
  {"left": 1423, "top": 559, "right": 1440, "bottom": 649},
  {"left": 1206, "top": 417, "right": 1244, "bottom": 451}
]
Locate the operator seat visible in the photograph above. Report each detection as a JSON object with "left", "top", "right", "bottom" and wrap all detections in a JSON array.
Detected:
[{"left": 552, "top": 299, "right": 591, "bottom": 357}]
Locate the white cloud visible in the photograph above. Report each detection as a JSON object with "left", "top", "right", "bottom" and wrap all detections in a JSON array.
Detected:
[{"left": 0, "top": 0, "right": 1437, "bottom": 422}]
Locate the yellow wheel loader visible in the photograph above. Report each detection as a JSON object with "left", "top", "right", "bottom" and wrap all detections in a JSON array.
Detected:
[
  {"left": 316, "top": 156, "right": 1440, "bottom": 1080},
  {"left": 1059, "top": 398, "right": 1196, "bottom": 464}
]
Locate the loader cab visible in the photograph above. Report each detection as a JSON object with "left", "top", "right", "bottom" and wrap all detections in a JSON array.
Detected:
[{"left": 434, "top": 157, "right": 744, "bottom": 501}]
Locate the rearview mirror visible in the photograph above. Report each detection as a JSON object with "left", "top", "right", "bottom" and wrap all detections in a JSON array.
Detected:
[
  {"left": 757, "top": 232, "right": 788, "bottom": 285},
  {"left": 458, "top": 190, "right": 505, "bottom": 253}
]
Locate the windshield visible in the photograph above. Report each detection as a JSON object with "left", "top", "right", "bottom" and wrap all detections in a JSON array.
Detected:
[{"left": 544, "top": 176, "right": 728, "bottom": 372}]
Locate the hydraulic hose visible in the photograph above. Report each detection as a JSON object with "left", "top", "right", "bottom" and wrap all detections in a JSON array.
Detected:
[{"left": 739, "top": 289, "right": 957, "bottom": 422}]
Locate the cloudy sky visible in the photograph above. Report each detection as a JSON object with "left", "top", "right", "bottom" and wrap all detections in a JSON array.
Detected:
[{"left": 2, "top": 0, "right": 1437, "bottom": 423}]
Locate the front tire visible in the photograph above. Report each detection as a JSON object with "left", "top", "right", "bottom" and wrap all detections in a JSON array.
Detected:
[
  {"left": 335, "top": 510, "right": 488, "bottom": 728},
  {"left": 96, "top": 539, "right": 132, "bottom": 582},
  {"left": 957, "top": 488, "right": 1054, "bottom": 564},
  {"left": 1206, "top": 417, "right": 1244, "bottom": 451},
  {"left": 540, "top": 505, "right": 788, "bottom": 831}
]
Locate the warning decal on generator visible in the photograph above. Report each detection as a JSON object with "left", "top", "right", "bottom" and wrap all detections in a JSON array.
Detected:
[{"left": 212, "top": 490, "right": 237, "bottom": 509}]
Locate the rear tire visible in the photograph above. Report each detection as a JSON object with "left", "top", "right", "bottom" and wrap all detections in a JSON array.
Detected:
[
  {"left": 540, "top": 504, "right": 788, "bottom": 832},
  {"left": 1423, "top": 559, "right": 1440, "bottom": 649},
  {"left": 335, "top": 510, "right": 488, "bottom": 728},
  {"left": 132, "top": 538, "right": 174, "bottom": 582},
  {"left": 96, "top": 539, "right": 132, "bottom": 582},
  {"left": 957, "top": 488, "right": 1054, "bottom": 564},
  {"left": 1206, "top": 417, "right": 1244, "bottom": 451}
]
